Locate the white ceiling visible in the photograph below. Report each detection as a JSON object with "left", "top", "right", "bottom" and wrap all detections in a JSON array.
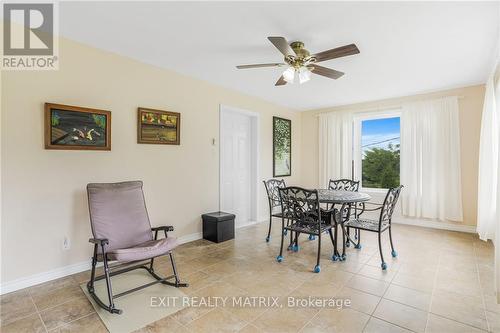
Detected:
[{"left": 59, "top": 1, "right": 499, "bottom": 111}]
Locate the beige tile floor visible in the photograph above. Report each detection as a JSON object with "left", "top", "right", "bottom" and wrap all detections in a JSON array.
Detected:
[{"left": 1, "top": 222, "right": 497, "bottom": 333}]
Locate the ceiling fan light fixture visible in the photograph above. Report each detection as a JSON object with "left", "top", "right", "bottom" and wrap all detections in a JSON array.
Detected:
[
  {"left": 282, "top": 67, "right": 295, "bottom": 83},
  {"left": 236, "top": 37, "right": 359, "bottom": 87},
  {"left": 298, "top": 67, "right": 312, "bottom": 84}
]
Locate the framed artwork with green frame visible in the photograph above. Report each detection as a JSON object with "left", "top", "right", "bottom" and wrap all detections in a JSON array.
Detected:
[{"left": 273, "top": 116, "right": 291, "bottom": 177}]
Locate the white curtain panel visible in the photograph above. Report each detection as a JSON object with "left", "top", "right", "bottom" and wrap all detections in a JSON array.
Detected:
[
  {"left": 476, "top": 65, "right": 500, "bottom": 302},
  {"left": 318, "top": 111, "right": 353, "bottom": 188},
  {"left": 477, "top": 70, "right": 500, "bottom": 241},
  {"left": 400, "top": 96, "right": 463, "bottom": 221}
]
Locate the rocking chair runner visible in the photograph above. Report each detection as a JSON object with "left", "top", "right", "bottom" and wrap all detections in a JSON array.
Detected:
[{"left": 86, "top": 181, "right": 188, "bottom": 314}]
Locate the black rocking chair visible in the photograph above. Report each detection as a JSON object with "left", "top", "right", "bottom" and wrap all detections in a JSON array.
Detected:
[
  {"left": 276, "top": 186, "right": 335, "bottom": 273},
  {"left": 341, "top": 185, "right": 403, "bottom": 270},
  {"left": 86, "top": 181, "right": 188, "bottom": 314}
]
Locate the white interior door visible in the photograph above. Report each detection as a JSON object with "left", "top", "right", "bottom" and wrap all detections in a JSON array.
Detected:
[{"left": 220, "top": 110, "right": 252, "bottom": 227}]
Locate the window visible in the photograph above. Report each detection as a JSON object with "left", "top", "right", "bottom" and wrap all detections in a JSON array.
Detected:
[{"left": 354, "top": 113, "right": 400, "bottom": 190}]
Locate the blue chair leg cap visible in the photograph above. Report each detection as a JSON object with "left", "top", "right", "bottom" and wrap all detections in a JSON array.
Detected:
[
  {"left": 308, "top": 235, "right": 316, "bottom": 241},
  {"left": 354, "top": 244, "right": 362, "bottom": 249},
  {"left": 283, "top": 230, "right": 288, "bottom": 236},
  {"left": 391, "top": 250, "right": 397, "bottom": 258},
  {"left": 381, "top": 262, "right": 387, "bottom": 270},
  {"left": 266, "top": 236, "right": 271, "bottom": 242},
  {"left": 287, "top": 245, "right": 293, "bottom": 251},
  {"left": 341, "top": 254, "right": 346, "bottom": 261},
  {"left": 332, "top": 255, "right": 339, "bottom": 261},
  {"left": 346, "top": 241, "right": 350, "bottom": 247},
  {"left": 292, "top": 245, "right": 300, "bottom": 252},
  {"left": 276, "top": 255, "right": 283, "bottom": 263},
  {"left": 314, "top": 265, "right": 321, "bottom": 273}
]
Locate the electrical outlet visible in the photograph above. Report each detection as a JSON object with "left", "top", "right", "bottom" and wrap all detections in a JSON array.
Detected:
[{"left": 62, "top": 237, "right": 70, "bottom": 250}]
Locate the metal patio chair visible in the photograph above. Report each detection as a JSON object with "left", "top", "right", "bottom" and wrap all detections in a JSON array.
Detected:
[
  {"left": 342, "top": 185, "right": 403, "bottom": 270},
  {"left": 263, "top": 179, "right": 287, "bottom": 242},
  {"left": 86, "top": 181, "right": 188, "bottom": 314},
  {"left": 276, "top": 186, "right": 335, "bottom": 273},
  {"left": 328, "top": 179, "right": 360, "bottom": 247}
]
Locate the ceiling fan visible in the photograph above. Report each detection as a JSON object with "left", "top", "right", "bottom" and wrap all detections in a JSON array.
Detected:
[{"left": 236, "top": 37, "right": 360, "bottom": 86}]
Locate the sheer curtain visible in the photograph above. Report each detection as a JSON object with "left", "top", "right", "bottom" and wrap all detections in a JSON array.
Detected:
[
  {"left": 400, "top": 96, "right": 463, "bottom": 221},
  {"left": 476, "top": 64, "right": 500, "bottom": 302},
  {"left": 318, "top": 111, "right": 353, "bottom": 188},
  {"left": 477, "top": 68, "right": 500, "bottom": 241}
]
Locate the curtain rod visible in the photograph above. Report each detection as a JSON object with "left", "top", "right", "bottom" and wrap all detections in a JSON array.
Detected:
[{"left": 313, "top": 95, "right": 465, "bottom": 117}]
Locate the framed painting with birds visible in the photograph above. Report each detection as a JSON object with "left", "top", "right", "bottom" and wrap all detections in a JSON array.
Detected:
[
  {"left": 44, "top": 103, "right": 111, "bottom": 150},
  {"left": 137, "top": 107, "right": 180, "bottom": 145}
]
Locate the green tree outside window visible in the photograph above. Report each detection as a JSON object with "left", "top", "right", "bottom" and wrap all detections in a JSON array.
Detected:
[{"left": 362, "top": 143, "right": 400, "bottom": 189}]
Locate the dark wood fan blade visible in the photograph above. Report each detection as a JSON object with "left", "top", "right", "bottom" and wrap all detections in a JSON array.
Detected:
[
  {"left": 275, "top": 75, "right": 287, "bottom": 86},
  {"left": 268, "top": 37, "right": 294, "bottom": 56},
  {"left": 310, "top": 65, "right": 344, "bottom": 79},
  {"left": 236, "top": 63, "right": 285, "bottom": 69},
  {"left": 312, "top": 43, "right": 360, "bottom": 63}
]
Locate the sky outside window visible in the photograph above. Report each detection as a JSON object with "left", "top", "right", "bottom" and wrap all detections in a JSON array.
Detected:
[
  {"left": 361, "top": 117, "right": 400, "bottom": 189},
  {"left": 361, "top": 117, "right": 400, "bottom": 157}
]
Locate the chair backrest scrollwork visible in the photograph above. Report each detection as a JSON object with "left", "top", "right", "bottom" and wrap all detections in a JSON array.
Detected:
[
  {"left": 328, "top": 179, "right": 360, "bottom": 192},
  {"left": 379, "top": 185, "right": 404, "bottom": 224},
  {"left": 263, "top": 179, "right": 286, "bottom": 211},
  {"left": 278, "top": 186, "right": 321, "bottom": 226}
]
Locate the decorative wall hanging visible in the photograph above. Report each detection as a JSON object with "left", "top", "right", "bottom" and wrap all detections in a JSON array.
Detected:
[
  {"left": 273, "top": 116, "right": 291, "bottom": 177},
  {"left": 138, "top": 107, "right": 180, "bottom": 145},
  {"left": 44, "top": 103, "right": 111, "bottom": 150}
]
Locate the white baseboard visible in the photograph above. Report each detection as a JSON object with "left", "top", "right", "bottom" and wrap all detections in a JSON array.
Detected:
[
  {"left": 0, "top": 231, "right": 203, "bottom": 295},
  {"left": 0, "top": 217, "right": 475, "bottom": 295},
  {"left": 0, "top": 260, "right": 92, "bottom": 296},
  {"left": 177, "top": 232, "right": 202, "bottom": 244},
  {"left": 0, "top": 222, "right": 267, "bottom": 295},
  {"left": 393, "top": 217, "right": 476, "bottom": 233},
  {"left": 236, "top": 218, "right": 266, "bottom": 229}
]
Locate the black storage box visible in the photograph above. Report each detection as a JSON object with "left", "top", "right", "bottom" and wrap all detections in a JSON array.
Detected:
[{"left": 202, "top": 211, "right": 235, "bottom": 243}]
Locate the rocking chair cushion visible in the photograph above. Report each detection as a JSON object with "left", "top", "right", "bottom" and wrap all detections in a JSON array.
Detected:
[
  {"left": 87, "top": 181, "right": 153, "bottom": 252},
  {"left": 105, "top": 237, "right": 179, "bottom": 262}
]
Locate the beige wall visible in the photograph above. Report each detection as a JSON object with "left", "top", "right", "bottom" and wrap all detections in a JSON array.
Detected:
[
  {"left": 1, "top": 38, "right": 302, "bottom": 283},
  {"left": 301, "top": 85, "right": 485, "bottom": 226},
  {"left": 0, "top": 35, "right": 487, "bottom": 286}
]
